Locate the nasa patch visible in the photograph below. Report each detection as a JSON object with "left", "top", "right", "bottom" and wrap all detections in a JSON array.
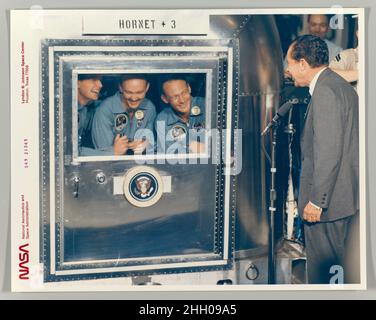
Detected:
[
  {"left": 171, "top": 124, "right": 187, "bottom": 141},
  {"left": 114, "top": 113, "right": 129, "bottom": 133},
  {"left": 123, "top": 166, "right": 163, "bottom": 207}
]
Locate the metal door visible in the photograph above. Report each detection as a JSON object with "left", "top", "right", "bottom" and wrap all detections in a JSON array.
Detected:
[{"left": 40, "top": 38, "right": 239, "bottom": 281}]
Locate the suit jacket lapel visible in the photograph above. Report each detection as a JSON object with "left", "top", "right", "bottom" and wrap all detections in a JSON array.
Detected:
[
  {"left": 304, "top": 68, "right": 330, "bottom": 121},
  {"left": 301, "top": 98, "right": 311, "bottom": 144},
  {"left": 302, "top": 69, "right": 332, "bottom": 146},
  {"left": 304, "top": 97, "right": 312, "bottom": 121}
]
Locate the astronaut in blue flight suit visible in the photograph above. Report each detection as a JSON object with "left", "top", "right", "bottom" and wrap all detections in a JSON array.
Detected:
[
  {"left": 77, "top": 74, "right": 127, "bottom": 156},
  {"left": 92, "top": 74, "right": 156, "bottom": 155},
  {"left": 156, "top": 77, "right": 206, "bottom": 154}
]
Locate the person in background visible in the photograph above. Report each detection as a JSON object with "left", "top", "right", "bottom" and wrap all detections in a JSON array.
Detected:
[
  {"left": 307, "top": 14, "right": 343, "bottom": 62},
  {"left": 330, "top": 25, "right": 359, "bottom": 91}
]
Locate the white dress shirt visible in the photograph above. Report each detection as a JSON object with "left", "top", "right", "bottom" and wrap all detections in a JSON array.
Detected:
[{"left": 309, "top": 67, "right": 327, "bottom": 96}]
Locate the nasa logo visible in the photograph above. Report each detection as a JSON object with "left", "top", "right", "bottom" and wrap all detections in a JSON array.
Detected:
[
  {"left": 123, "top": 166, "right": 164, "bottom": 207},
  {"left": 18, "top": 243, "right": 29, "bottom": 280}
]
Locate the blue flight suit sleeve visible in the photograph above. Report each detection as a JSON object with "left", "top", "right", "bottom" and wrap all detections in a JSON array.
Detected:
[
  {"left": 91, "top": 100, "right": 116, "bottom": 151},
  {"left": 132, "top": 100, "right": 157, "bottom": 152},
  {"left": 155, "top": 114, "right": 167, "bottom": 153},
  {"left": 144, "top": 103, "right": 157, "bottom": 152},
  {"left": 134, "top": 100, "right": 157, "bottom": 141},
  {"left": 145, "top": 103, "right": 157, "bottom": 132},
  {"left": 188, "top": 97, "right": 206, "bottom": 146},
  {"left": 155, "top": 110, "right": 187, "bottom": 154}
]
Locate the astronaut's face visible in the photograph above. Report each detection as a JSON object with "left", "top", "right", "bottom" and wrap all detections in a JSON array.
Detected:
[
  {"left": 120, "top": 79, "right": 149, "bottom": 110},
  {"left": 161, "top": 80, "right": 192, "bottom": 116},
  {"left": 77, "top": 78, "right": 103, "bottom": 106}
]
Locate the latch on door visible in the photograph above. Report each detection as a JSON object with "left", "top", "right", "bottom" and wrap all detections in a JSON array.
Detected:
[{"left": 72, "top": 176, "right": 80, "bottom": 198}]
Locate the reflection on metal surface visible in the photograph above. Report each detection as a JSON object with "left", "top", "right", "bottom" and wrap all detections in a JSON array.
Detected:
[
  {"left": 40, "top": 14, "right": 287, "bottom": 283},
  {"left": 206, "top": 15, "right": 285, "bottom": 254},
  {"left": 41, "top": 37, "right": 238, "bottom": 281},
  {"left": 210, "top": 14, "right": 284, "bottom": 252},
  {"left": 96, "top": 172, "right": 106, "bottom": 184}
]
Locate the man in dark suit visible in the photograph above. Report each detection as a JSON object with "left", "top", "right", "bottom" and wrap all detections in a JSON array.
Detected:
[{"left": 285, "top": 35, "right": 359, "bottom": 284}]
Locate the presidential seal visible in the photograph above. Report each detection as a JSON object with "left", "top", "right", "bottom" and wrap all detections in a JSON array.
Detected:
[
  {"left": 123, "top": 166, "right": 163, "bottom": 207},
  {"left": 114, "top": 113, "right": 129, "bottom": 133}
]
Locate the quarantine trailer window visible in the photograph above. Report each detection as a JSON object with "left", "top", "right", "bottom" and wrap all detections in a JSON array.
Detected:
[{"left": 73, "top": 72, "right": 209, "bottom": 159}]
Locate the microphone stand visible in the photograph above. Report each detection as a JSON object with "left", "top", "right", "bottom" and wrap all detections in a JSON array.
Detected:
[
  {"left": 284, "top": 109, "right": 297, "bottom": 241},
  {"left": 262, "top": 101, "right": 295, "bottom": 284},
  {"left": 268, "top": 124, "right": 278, "bottom": 284}
]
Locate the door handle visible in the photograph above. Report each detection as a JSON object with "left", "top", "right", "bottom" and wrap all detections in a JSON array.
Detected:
[{"left": 73, "top": 176, "right": 80, "bottom": 198}]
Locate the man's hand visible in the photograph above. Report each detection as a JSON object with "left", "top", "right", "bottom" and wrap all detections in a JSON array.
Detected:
[
  {"left": 113, "top": 134, "right": 129, "bottom": 155},
  {"left": 303, "top": 202, "right": 322, "bottom": 223},
  {"left": 189, "top": 141, "right": 206, "bottom": 154},
  {"left": 128, "top": 139, "right": 149, "bottom": 154}
]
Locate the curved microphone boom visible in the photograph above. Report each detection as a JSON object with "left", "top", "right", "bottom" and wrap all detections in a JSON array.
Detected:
[{"left": 261, "top": 101, "right": 294, "bottom": 136}]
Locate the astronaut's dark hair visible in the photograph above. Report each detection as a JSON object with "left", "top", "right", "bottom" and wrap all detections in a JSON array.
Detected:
[
  {"left": 291, "top": 35, "right": 329, "bottom": 68},
  {"left": 119, "top": 74, "right": 149, "bottom": 86},
  {"left": 78, "top": 74, "right": 102, "bottom": 81},
  {"left": 160, "top": 75, "right": 190, "bottom": 95}
]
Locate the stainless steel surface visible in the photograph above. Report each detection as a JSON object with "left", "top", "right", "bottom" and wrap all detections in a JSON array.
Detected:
[
  {"left": 95, "top": 172, "right": 106, "bottom": 184},
  {"left": 41, "top": 37, "right": 238, "bottom": 280},
  {"left": 40, "top": 14, "right": 286, "bottom": 282},
  {"left": 212, "top": 15, "right": 284, "bottom": 251}
]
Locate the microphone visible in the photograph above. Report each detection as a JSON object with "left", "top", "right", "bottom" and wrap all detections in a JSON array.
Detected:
[{"left": 261, "top": 101, "right": 294, "bottom": 136}]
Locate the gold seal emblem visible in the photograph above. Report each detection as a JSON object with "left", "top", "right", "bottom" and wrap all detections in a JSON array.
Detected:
[
  {"left": 135, "top": 110, "right": 145, "bottom": 120},
  {"left": 191, "top": 106, "right": 201, "bottom": 116},
  {"left": 123, "top": 166, "right": 164, "bottom": 208}
]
